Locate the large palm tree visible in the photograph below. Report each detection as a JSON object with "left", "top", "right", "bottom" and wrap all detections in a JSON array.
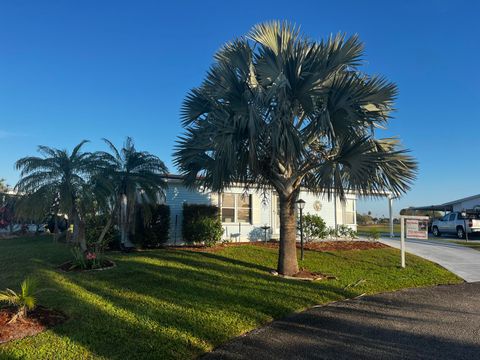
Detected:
[
  {"left": 174, "top": 21, "right": 417, "bottom": 276},
  {"left": 97, "top": 137, "right": 168, "bottom": 248},
  {"left": 15, "top": 140, "right": 101, "bottom": 250}
]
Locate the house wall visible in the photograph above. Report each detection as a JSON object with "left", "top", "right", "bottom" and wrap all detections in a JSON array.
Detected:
[
  {"left": 298, "top": 191, "right": 357, "bottom": 232},
  {"left": 163, "top": 179, "right": 357, "bottom": 244},
  {"left": 163, "top": 179, "right": 212, "bottom": 244},
  {"left": 451, "top": 196, "right": 480, "bottom": 212}
]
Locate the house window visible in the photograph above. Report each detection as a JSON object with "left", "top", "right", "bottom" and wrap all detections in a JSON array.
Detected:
[
  {"left": 344, "top": 199, "right": 355, "bottom": 225},
  {"left": 221, "top": 193, "right": 251, "bottom": 223}
]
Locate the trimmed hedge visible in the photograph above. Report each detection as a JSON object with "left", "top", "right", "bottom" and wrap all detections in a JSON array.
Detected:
[
  {"left": 136, "top": 204, "right": 170, "bottom": 248},
  {"left": 182, "top": 203, "right": 222, "bottom": 245}
]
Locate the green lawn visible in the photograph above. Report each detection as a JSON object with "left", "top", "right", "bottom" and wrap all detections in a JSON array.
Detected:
[
  {"left": 450, "top": 240, "right": 480, "bottom": 251},
  {"left": 0, "top": 236, "right": 461, "bottom": 359},
  {"left": 357, "top": 224, "right": 401, "bottom": 235}
]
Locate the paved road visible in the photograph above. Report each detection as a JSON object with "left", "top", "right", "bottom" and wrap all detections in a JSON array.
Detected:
[
  {"left": 203, "top": 283, "right": 480, "bottom": 360},
  {"left": 379, "top": 237, "right": 480, "bottom": 282}
]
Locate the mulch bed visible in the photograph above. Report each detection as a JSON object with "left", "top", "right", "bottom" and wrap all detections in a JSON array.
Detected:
[
  {"left": 0, "top": 306, "right": 67, "bottom": 344},
  {"left": 169, "top": 240, "right": 388, "bottom": 253},
  {"left": 58, "top": 259, "right": 116, "bottom": 272}
]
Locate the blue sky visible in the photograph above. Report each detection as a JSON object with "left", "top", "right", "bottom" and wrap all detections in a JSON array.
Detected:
[{"left": 0, "top": 0, "right": 479, "bottom": 216}]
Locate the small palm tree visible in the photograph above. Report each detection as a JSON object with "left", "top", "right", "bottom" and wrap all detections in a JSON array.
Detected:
[
  {"left": 0, "top": 278, "right": 38, "bottom": 323},
  {"left": 96, "top": 137, "right": 168, "bottom": 248},
  {"left": 175, "top": 21, "right": 417, "bottom": 275},
  {"left": 15, "top": 141, "right": 104, "bottom": 250}
]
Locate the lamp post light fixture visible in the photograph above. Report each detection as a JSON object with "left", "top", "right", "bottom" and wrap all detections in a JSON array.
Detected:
[{"left": 296, "top": 199, "right": 306, "bottom": 261}]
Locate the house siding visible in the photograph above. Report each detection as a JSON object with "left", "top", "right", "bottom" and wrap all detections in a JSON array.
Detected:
[
  {"left": 451, "top": 196, "right": 480, "bottom": 212},
  {"left": 163, "top": 178, "right": 357, "bottom": 244}
]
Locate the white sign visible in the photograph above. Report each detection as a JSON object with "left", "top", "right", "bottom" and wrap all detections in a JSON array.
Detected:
[
  {"left": 406, "top": 219, "right": 428, "bottom": 240},
  {"left": 400, "top": 215, "right": 429, "bottom": 268}
]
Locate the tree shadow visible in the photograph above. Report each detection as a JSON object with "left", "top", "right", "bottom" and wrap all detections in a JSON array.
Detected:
[{"left": 29, "top": 249, "right": 356, "bottom": 359}]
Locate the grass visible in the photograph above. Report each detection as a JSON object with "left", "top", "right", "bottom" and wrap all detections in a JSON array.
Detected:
[
  {"left": 449, "top": 240, "right": 480, "bottom": 251},
  {"left": 357, "top": 224, "right": 401, "bottom": 236},
  {"left": 0, "top": 236, "right": 461, "bottom": 359}
]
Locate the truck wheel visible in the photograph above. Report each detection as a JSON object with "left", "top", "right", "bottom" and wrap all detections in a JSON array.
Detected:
[
  {"left": 457, "top": 226, "right": 465, "bottom": 239},
  {"left": 432, "top": 226, "right": 440, "bottom": 237}
]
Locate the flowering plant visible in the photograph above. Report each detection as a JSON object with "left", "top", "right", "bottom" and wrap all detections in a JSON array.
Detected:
[{"left": 86, "top": 252, "right": 97, "bottom": 260}]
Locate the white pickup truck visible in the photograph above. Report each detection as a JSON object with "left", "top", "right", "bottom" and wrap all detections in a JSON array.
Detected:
[{"left": 431, "top": 212, "right": 480, "bottom": 239}]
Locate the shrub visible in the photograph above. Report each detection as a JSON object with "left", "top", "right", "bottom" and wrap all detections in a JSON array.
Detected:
[
  {"left": 137, "top": 204, "right": 170, "bottom": 248},
  {"left": 190, "top": 217, "right": 223, "bottom": 247},
  {"left": 85, "top": 213, "right": 119, "bottom": 250},
  {"left": 0, "top": 277, "right": 39, "bottom": 323},
  {"left": 367, "top": 227, "right": 380, "bottom": 241},
  {"left": 337, "top": 224, "right": 357, "bottom": 239},
  {"left": 70, "top": 245, "right": 108, "bottom": 270},
  {"left": 182, "top": 203, "right": 221, "bottom": 244},
  {"left": 328, "top": 225, "right": 357, "bottom": 240},
  {"left": 302, "top": 214, "right": 328, "bottom": 242}
]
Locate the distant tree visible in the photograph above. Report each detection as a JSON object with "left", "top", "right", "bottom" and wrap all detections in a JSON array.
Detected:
[
  {"left": 356, "top": 213, "right": 373, "bottom": 225},
  {"left": 0, "top": 178, "right": 8, "bottom": 193},
  {"left": 175, "top": 21, "right": 417, "bottom": 275}
]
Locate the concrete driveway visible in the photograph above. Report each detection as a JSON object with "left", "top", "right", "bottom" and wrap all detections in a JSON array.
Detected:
[
  {"left": 203, "top": 283, "right": 480, "bottom": 360},
  {"left": 379, "top": 237, "right": 480, "bottom": 282}
]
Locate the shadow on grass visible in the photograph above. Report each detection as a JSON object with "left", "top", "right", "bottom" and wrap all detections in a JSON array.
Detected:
[{"left": 37, "top": 249, "right": 355, "bottom": 359}]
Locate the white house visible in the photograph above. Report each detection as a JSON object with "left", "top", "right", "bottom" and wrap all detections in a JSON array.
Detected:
[{"left": 163, "top": 175, "right": 357, "bottom": 244}]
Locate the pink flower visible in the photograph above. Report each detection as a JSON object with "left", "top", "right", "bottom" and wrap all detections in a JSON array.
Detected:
[{"left": 86, "top": 252, "right": 97, "bottom": 260}]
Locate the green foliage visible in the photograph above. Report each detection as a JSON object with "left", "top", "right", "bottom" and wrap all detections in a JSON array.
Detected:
[
  {"left": 192, "top": 217, "right": 223, "bottom": 247},
  {"left": 70, "top": 245, "right": 107, "bottom": 270},
  {"left": 85, "top": 213, "right": 119, "bottom": 249},
  {"left": 135, "top": 204, "right": 171, "bottom": 248},
  {"left": 95, "top": 137, "right": 168, "bottom": 247},
  {"left": 356, "top": 213, "right": 374, "bottom": 225},
  {"left": 338, "top": 225, "right": 357, "bottom": 239},
  {"left": 175, "top": 20, "right": 417, "bottom": 204},
  {"left": 70, "top": 247, "right": 88, "bottom": 270},
  {"left": 328, "top": 225, "right": 357, "bottom": 240},
  {"left": 367, "top": 227, "right": 380, "bottom": 241},
  {"left": 302, "top": 214, "right": 328, "bottom": 241},
  {"left": 182, "top": 203, "right": 221, "bottom": 244},
  {"left": 0, "top": 178, "right": 8, "bottom": 192},
  {"left": 0, "top": 236, "right": 461, "bottom": 359},
  {"left": 0, "top": 277, "right": 38, "bottom": 319}
]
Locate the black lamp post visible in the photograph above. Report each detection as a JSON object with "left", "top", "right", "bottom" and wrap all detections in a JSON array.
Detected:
[{"left": 296, "top": 199, "right": 306, "bottom": 261}]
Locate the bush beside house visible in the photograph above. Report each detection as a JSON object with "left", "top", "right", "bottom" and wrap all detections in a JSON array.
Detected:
[
  {"left": 303, "top": 214, "right": 328, "bottom": 242},
  {"left": 182, "top": 203, "right": 223, "bottom": 246},
  {"left": 135, "top": 204, "right": 170, "bottom": 248}
]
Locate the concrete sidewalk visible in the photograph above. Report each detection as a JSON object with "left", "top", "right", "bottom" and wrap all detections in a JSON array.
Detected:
[
  {"left": 203, "top": 283, "right": 480, "bottom": 360},
  {"left": 380, "top": 237, "right": 480, "bottom": 282}
]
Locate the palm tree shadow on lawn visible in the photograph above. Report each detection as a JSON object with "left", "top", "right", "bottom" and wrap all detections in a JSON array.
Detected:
[{"left": 43, "top": 250, "right": 355, "bottom": 359}]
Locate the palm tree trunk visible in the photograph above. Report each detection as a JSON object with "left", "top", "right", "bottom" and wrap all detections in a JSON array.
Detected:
[
  {"left": 277, "top": 192, "right": 299, "bottom": 276},
  {"left": 97, "top": 213, "right": 113, "bottom": 245},
  {"left": 120, "top": 194, "right": 134, "bottom": 248},
  {"left": 78, "top": 219, "right": 87, "bottom": 251},
  {"left": 72, "top": 209, "right": 87, "bottom": 251}
]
